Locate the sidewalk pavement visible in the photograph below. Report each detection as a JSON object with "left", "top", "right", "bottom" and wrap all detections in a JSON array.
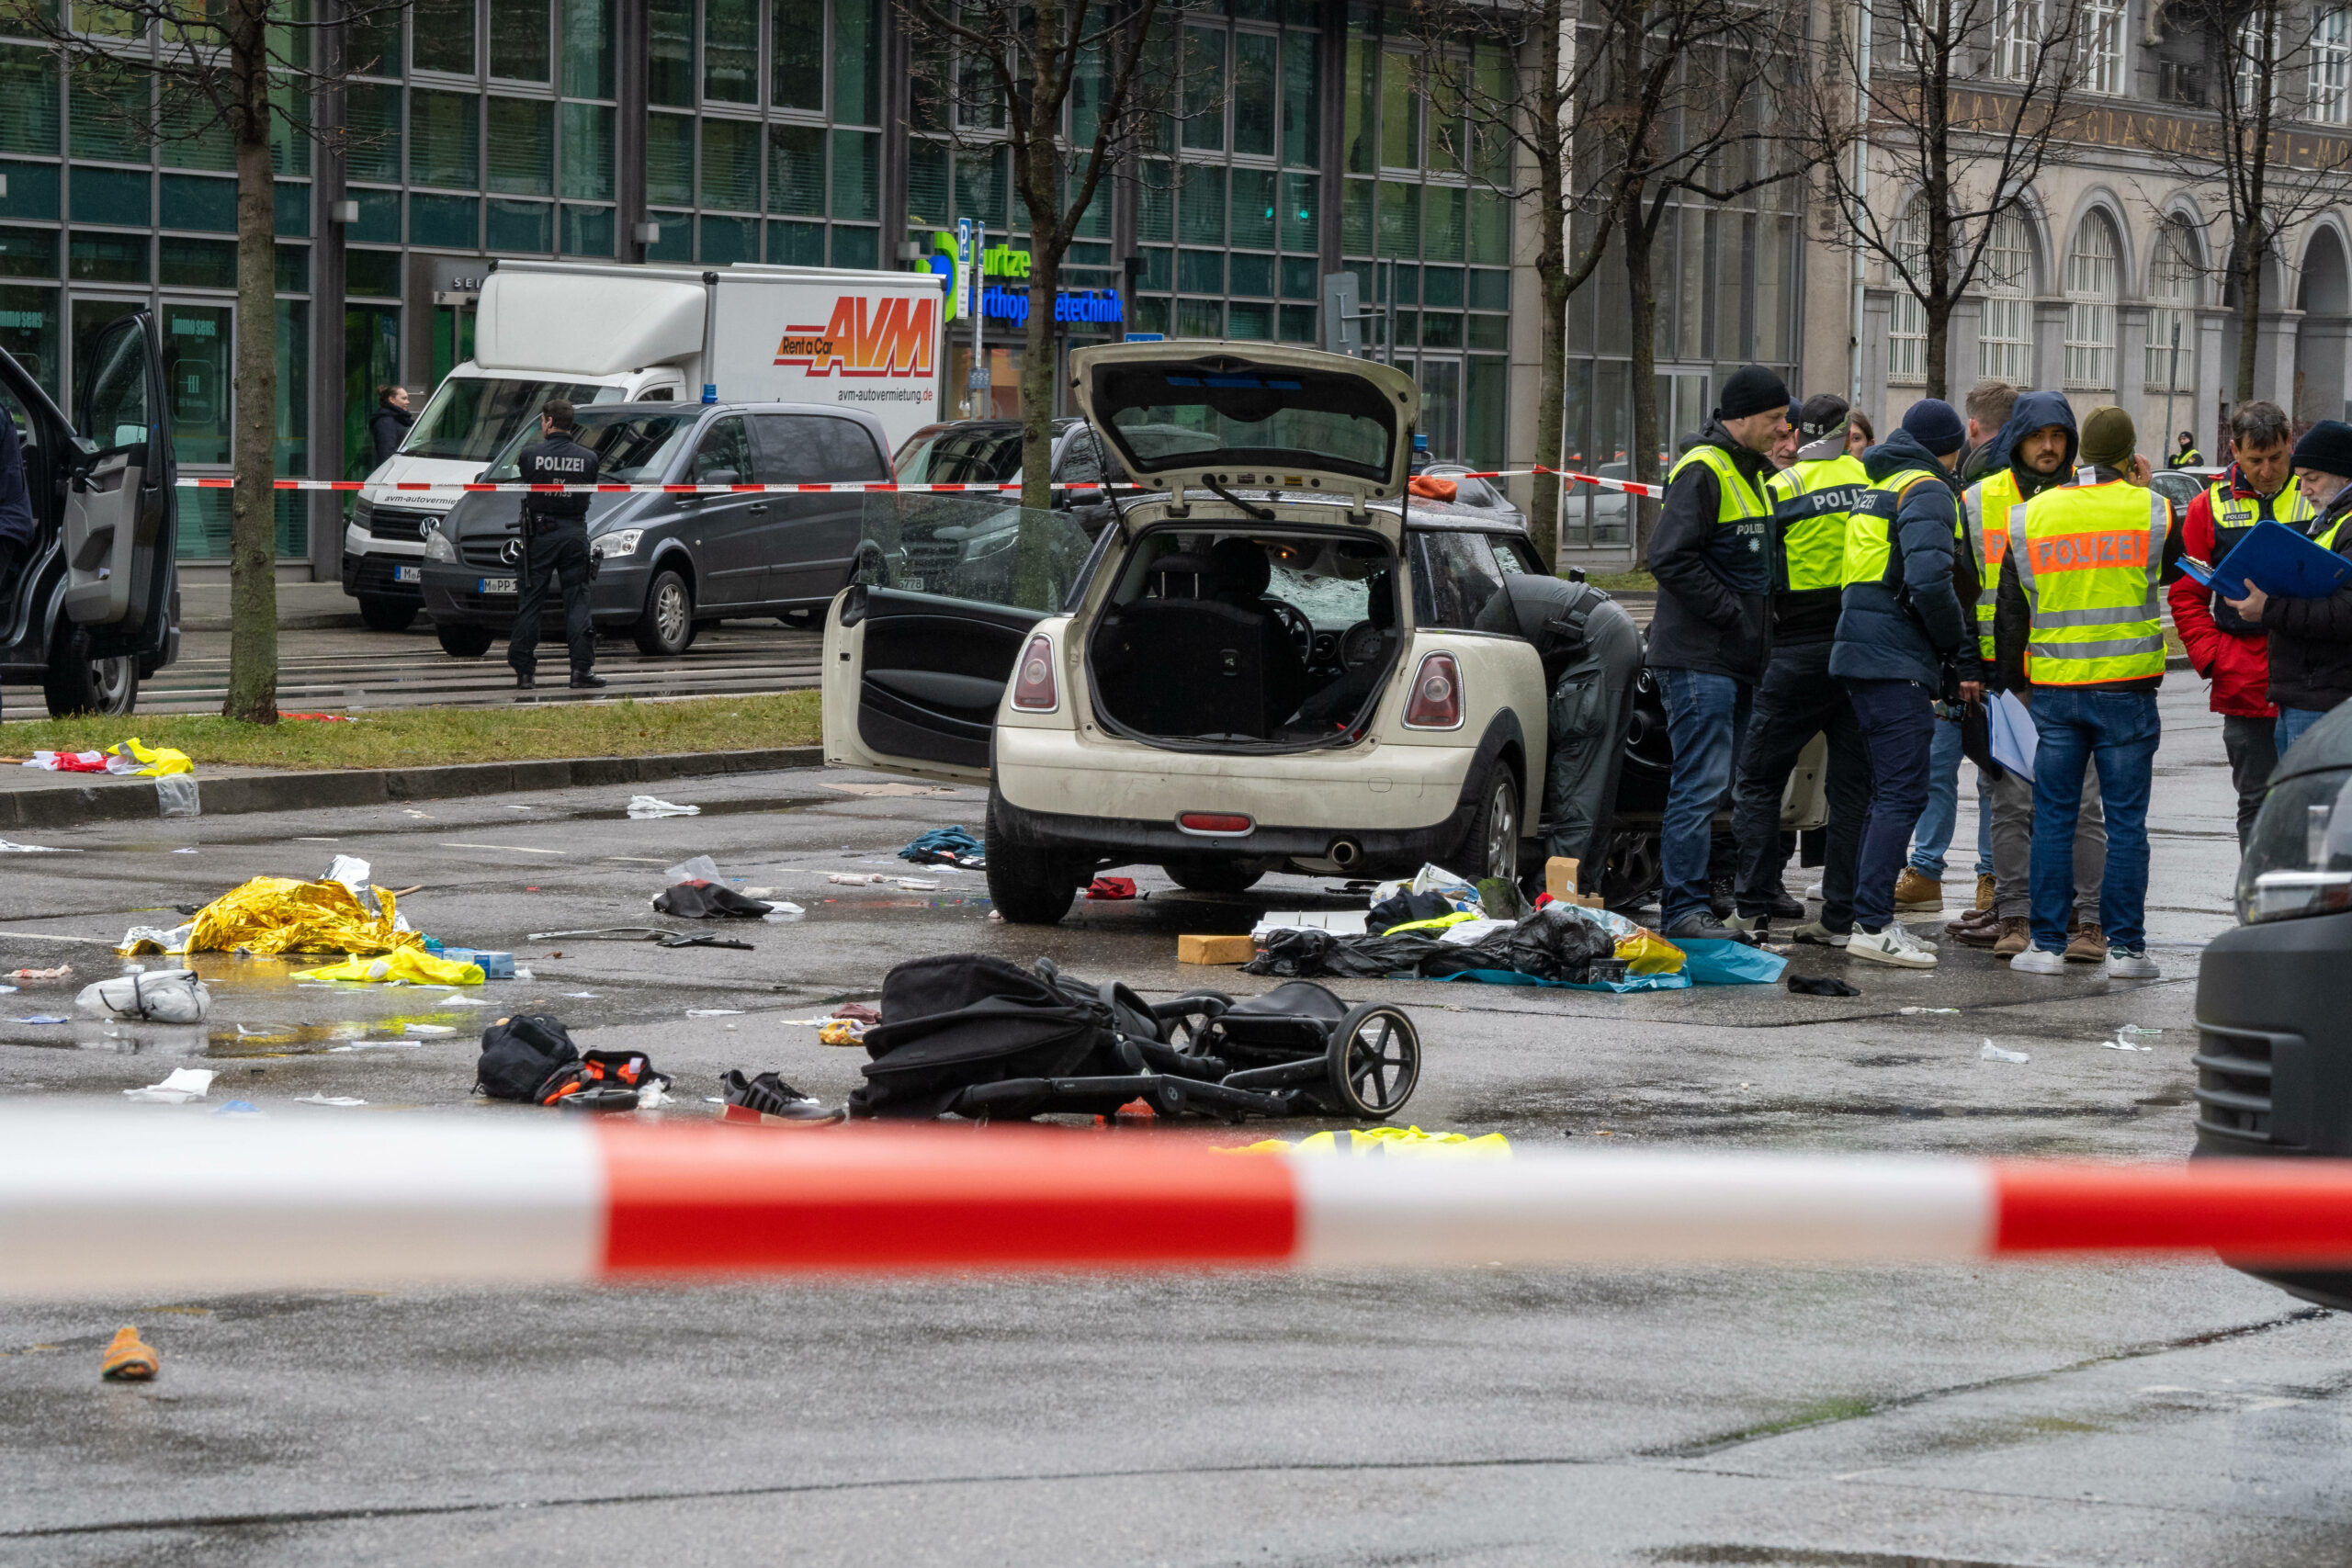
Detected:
[{"left": 177, "top": 581, "right": 369, "bottom": 632}]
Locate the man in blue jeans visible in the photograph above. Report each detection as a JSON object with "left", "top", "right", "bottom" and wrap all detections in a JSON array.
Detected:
[
  {"left": 1647, "top": 366, "right": 1787, "bottom": 941},
  {"left": 2226, "top": 421, "right": 2352, "bottom": 758}
]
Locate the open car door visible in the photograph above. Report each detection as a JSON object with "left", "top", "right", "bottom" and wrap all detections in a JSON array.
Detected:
[
  {"left": 63, "top": 310, "right": 175, "bottom": 659},
  {"left": 821, "top": 494, "right": 1100, "bottom": 784}
]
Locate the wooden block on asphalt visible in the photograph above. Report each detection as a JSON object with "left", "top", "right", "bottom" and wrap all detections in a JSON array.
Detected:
[
  {"left": 1178, "top": 933, "right": 1256, "bottom": 965},
  {"left": 1546, "top": 857, "right": 1581, "bottom": 899}
]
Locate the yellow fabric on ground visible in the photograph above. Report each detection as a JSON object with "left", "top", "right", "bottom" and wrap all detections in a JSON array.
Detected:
[
  {"left": 1383, "top": 909, "right": 1483, "bottom": 937},
  {"left": 119, "top": 876, "right": 417, "bottom": 957},
  {"left": 291, "top": 947, "right": 486, "bottom": 986},
  {"left": 109, "top": 739, "right": 193, "bottom": 776},
  {"left": 1222, "top": 1126, "right": 1512, "bottom": 1158},
  {"left": 1614, "top": 929, "right": 1686, "bottom": 975}
]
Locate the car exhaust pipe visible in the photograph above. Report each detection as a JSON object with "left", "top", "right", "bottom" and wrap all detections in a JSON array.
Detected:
[{"left": 1329, "top": 838, "right": 1363, "bottom": 869}]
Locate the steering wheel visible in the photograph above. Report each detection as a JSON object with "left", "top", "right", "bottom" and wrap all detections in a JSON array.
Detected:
[{"left": 1263, "top": 598, "right": 1315, "bottom": 665}]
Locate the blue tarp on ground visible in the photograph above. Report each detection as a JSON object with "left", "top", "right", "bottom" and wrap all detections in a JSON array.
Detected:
[{"left": 1433, "top": 939, "right": 1787, "bottom": 994}]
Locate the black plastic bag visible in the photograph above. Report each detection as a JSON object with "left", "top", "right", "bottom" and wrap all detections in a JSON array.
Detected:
[
  {"left": 653, "top": 880, "right": 774, "bottom": 919},
  {"left": 1367, "top": 889, "right": 1456, "bottom": 935},
  {"left": 474, "top": 1014, "right": 580, "bottom": 1102},
  {"left": 1496, "top": 905, "right": 1617, "bottom": 981},
  {"left": 1243, "top": 928, "right": 1447, "bottom": 979}
]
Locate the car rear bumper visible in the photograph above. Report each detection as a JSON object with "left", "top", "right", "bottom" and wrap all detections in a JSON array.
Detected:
[
  {"left": 2191, "top": 908, "right": 2352, "bottom": 1308},
  {"left": 421, "top": 560, "right": 648, "bottom": 626}
]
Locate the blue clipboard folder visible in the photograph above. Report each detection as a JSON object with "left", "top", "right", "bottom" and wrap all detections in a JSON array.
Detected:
[{"left": 2181, "top": 518, "right": 2352, "bottom": 601}]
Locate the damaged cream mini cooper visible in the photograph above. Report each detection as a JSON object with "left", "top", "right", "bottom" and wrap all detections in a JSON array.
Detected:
[{"left": 825, "top": 341, "right": 1816, "bottom": 925}]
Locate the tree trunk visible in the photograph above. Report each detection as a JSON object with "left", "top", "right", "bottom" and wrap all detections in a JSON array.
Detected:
[
  {"left": 2235, "top": 226, "right": 2263, "bottom": 405},
  {"left": 1012, "top": 220, "right": 1064, "bottom": 613},
  {"left": 224, "top": 6, "right": 279, "bottom": 725},
  {"left": 1623, "top": 198, "right": 1662, "bottom": 566}
]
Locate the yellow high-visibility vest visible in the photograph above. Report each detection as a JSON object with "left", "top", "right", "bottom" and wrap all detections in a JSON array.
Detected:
[
  {"left": 2007, "top": 477, "right": 2172, "bottom": 685},
  {"left": 1962, "top": 468, "right": 2024, "bottom": 663},
  {"left": 1841, "top": 468, "right": 1951, "bottom": 587},
  {"left": 1767, "top": 454, "right": 1869, "bottom": 592},
  {"left": 1668, "top": 444, "right": 1773, "bottom": 524}
]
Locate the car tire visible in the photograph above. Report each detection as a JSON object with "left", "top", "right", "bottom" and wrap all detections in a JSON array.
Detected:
[
  {"left": 1160, "top": 856, "right": 1266, "bottom": 896},
  {"left": 1462, "top": 764, "right": 1521, "bottom": 885},
  {"left": 358, "top": 594, "right": 418, "bottom": 632},
  {"left": 985, "top": 799, "right": 1079, "bottom": 925},
  {"left": 633, "top": 568, "right": 695, "bottom": 657},
  {"left": 436, "top": 623, "right": 495, "bottom": 658},
  {"left": 41, "top": 624, "right": 138, "bottom": 717}
]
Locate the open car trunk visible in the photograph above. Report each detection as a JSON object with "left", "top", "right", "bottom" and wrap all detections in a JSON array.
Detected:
[{"left": 1088, "top": 523, "right": 1403, "bottom": 750}]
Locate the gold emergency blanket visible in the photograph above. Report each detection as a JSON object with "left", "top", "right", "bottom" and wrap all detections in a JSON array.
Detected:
[
  {"left": 1221, "top": 1126, "right": 1513, "bottom": 1159},
  {"left": 118, "top": 876, "right": 415, "bottom": 957}
]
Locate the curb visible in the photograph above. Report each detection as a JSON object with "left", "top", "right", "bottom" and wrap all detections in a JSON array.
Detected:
[
  {"left": 181, "top": 613, "right": 376, "bottom": 633},
  {"left": 0, "top": 745, "right": 825, "bottom": 830}
]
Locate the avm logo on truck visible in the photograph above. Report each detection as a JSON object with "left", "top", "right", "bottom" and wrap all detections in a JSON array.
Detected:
[{"left": 773, "top": 295, "right": 938, "bottom": 378}]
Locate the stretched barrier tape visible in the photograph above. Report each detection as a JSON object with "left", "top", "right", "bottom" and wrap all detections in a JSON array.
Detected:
[
  {"left": 3, "top": 1111, "right": 2349, "bottom": 1299},
  {"left": 166, "top": 466, "right": 1665, "bottom": 499}
]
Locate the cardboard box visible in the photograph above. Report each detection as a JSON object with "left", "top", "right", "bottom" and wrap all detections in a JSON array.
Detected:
[
  {"left": 1178, "top": 933, "right": 1257, "bottom": 965},
  {"left": 1545, "top": 857, "right": 1581, "bottom": 900}
]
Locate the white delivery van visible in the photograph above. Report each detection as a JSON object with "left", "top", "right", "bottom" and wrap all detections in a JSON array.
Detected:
[{"left": 343, "top": 260, "right": 944, "bottom": 630}]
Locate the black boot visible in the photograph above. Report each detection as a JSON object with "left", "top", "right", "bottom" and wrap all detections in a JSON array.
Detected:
[
  {"left": 514, "top": 670, "right": 535, "bottom": 690},
  {"left": 569, "top": 671, "right": 607, "bottom": 689}
]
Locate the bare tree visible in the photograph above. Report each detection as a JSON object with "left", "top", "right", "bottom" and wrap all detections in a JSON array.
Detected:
[
  {"left": 2154, "top": 0, "right": 2352, "bottom": 402},
  {"left": 899, "top": 0, "right": 1170, "bottom": 528},
  {"left": 1800, "top": 0, "right": 2090, "bottom": 400},
  {"left": 0, "top": 0, "right": 401, "bottom": 723},
  {"left": 1410, "top": 2, "right": 1625, "bottom": 566}
]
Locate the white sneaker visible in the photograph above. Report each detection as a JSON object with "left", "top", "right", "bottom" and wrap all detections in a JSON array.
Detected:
[
  {"left": 2009, "top": 946, "right": 2066, "bottom": 974},
  {"left": 1850, "top": 924, "right": 1937, "bottom": 967},
  {"left": 2107, "top": 948, "right": 2160, "bottom": 978},
  {"left": 1804, "top": 882, "right": 1824, "bottom": 900},
  {"left": 1791, "top": 920, "right": 1849, "bottom": 948},
  {"left": 1723, "top": 911, "right": 1769, "bottom": 936}
]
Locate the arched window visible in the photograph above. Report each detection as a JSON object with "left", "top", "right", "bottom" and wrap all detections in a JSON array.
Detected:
[
  {"left": 2145, "top": 219, "right": 2198, "bottom": 392},
  {"left": 2064, "top": 211, "right": 2120, "bottom": 391},
  {"left": 1977, "top": 208, "right": 2033, "bottom": 383},
  {"left": 1888, "top": 204, "right": 1927, "bottom": 386}
]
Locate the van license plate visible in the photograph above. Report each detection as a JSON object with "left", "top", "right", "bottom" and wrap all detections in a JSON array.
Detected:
[
  {"left": 393, "top": 565, "right": 420, "bottom": 583},
  {"left": 479, "top": 577, "right": 517, "bottom": 595},
  {"left": 900, "top": 576, "right": 924, "bottom": 592}
]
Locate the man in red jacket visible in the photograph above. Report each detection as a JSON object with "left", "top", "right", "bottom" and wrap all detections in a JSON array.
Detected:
[{"left": 2169, "top": 400, "right": 2312, "bottom": 847}]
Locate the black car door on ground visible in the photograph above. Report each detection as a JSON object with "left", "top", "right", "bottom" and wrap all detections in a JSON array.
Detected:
[
  {"left": 678, "top": 414, "right": 762, "bottom": 608},
  {"left": 63, "top": 312, "right": 175, "bottom": 659},
  {"left": 752, "top": 413, "right": 888, "bottom": 604}
]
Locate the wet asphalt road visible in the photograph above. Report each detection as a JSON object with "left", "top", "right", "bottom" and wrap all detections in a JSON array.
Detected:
[{"left": 3, "top": 682, "right": 2346, "bottom": 1566}]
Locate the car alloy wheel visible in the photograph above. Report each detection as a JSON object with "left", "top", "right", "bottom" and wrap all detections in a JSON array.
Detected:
[{"left": 1482, "top": 773, "right": 1519, "bottom": 883}]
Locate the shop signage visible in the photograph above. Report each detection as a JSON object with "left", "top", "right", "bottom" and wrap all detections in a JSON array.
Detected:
[{"left": 929, "top": 233, "right": 1124, "bottom": 329}]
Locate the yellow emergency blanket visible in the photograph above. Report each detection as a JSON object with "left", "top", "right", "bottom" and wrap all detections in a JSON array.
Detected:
[
  {"left": 1221, "top": 1126, "right": 1512, "bottom": 1159},
  {"left": 291, "top": 948, "right": 486, "bottom": 986},
  {"left": 119, "top": 875, "right": 414, "bottom": 957},
  {"left": 1614, "top": 928, "right": 1685, "bottom": 976},
  {"left": 109, "top": 738, "right": 193, "bottom": 777}
]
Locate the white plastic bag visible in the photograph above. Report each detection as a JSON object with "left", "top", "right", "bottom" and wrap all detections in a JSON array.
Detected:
[
  {"left": 665, "top": 854, "right": 723, "bottom": 883},
  {"left": 155, "top": 774, "right": 201, "bottom": 819},
  {"left": 124, "top": 1066, "right": 215, "bottom": 1103},
  {"left": 76, "top": 968, "right": 210, "bottom": 1024},
  {"left": 629, "top": 795, "right": 701, "bottom": 818}
]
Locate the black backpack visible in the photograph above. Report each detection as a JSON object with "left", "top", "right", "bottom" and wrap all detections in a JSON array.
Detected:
[{"left": 475, "top": 1014, "right": 579, "bottom": 1102}]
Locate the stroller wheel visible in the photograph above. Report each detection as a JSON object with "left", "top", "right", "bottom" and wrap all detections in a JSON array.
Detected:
[{"left": 1327, "top": 1004, "right": 1419, "bottom": 1120}]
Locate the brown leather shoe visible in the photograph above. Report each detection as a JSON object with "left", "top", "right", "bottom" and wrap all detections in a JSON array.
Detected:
[
  {"left": 1991, "top": 915, "right": 2032, "bottom": 957},
  {"left": 1951, "top": 913, "right": 2003, "bottom": 949},
  {"left": 1894, "top": 868, "right": 1943, "bottom": 909},
  {"left": 2064, "top": 918, "right": 2109, "bottom": 964},
  {"left": 1974, "top": 874, "right": 1996, "bottom": 911}
]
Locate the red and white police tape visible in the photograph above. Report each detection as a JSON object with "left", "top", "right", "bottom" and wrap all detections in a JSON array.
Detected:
[
  {"left": 169, "top": 466, "right": 1664, "bottom": 499},
  {"left": 3, "top": 1112, "right": 2346, "bottom": 1299}
]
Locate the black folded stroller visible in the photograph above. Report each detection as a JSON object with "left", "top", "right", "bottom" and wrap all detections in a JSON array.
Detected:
[{"left": 847, "top": 954, "right": 1419, "bottom": 1123}]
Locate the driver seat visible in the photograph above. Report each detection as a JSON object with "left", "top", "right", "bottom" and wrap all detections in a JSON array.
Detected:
[{"left": 1207, "top": 538, "right": 1312, "bottom": 727}]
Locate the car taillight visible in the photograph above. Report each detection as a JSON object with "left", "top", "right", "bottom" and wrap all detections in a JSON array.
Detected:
[
  {"left": 1403, "top": 651, "right": 1463, "bottom": 728},
  {"left": 1010, "top": 633, "right": 1057, "bottom": 711},
  {"left": 1178, "top": 812, "right": 1253, "bottom": 835}
]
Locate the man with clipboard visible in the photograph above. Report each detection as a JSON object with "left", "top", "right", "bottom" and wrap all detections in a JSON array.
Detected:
[{"left": 2222, "top": 419, "right": 2352, "bottom": 759}]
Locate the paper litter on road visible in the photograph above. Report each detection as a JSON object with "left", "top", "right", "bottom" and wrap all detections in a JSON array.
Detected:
[
  {"left": 8, "top": 1015, "right": 67, "bottom": 1025},
  {"left": 7, "top": 965, "right": 72, "bottom": 981},
  {"left": 171, "top": 846, "right": 199, "bottom": 853},
  {"left": 1252, "top": 910, "right": 1370, "bottom": 938},
  {"left": 124, "top": 1066, "right": 216, "bottom": 1103},
  {"left": 427, "top": 990, "right": 488, "bottom": 1007},
  {"left": 629, "top": 795, "right": 701, "bottom": 818},
  {"left": 2100, "top": 1038, "right": 2154, "bottom": 1052},
  {"left": 1980, "top": 1040, "right": 2030, "bottom": 1064},
  {"left": 638, "top": 1081, "right": 673, "bottom": 1108},
  {"left": 686, "top": 1009, "right": 743, "bottom": 1017},
  {"left": 330, "top": 1040, "right": 422, "bottom": 1052},
  {"left": 401, "top": 1022, "right": 458, "bottom": 1036},
  {"left": 0, "top": 839, "right": 70, "bottom": 852},
  {"left": 1900, "top": 1007, "right": 1960, "bottom": 1015},
  {"left": 894, "top": 878, "right": 940, "bottom": 892},
  {"left": 563, "top": 991, "right": 601, "bottom": 998},
  {"left": 2116, "top": 1024, "right": 2165, "bottom": 1036},
  {"left": 829, "top": 872, "right": 886, "bottom": 886},
  {"left": 294, "top": 1094, "right": 367, "bottom": 1107}
]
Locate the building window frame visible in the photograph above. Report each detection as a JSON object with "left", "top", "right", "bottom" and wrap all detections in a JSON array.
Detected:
[{"left": 2064, "top": 209, "right": 2120, "bottom": 392}]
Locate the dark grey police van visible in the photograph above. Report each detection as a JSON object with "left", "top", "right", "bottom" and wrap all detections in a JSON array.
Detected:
[
  {"left": 417, "top": 400, "right": 892, "bottom": 659},
  {"left": 0, "top": 311, "right": 179, "bottom": 716},
  {"left": 2196, "top": 700, "right": 2352, "bottom": 1307}
]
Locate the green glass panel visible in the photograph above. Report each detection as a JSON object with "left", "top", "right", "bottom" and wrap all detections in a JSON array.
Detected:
[
  {"left": 1465, "top": 354, "right": 1505, "bottom": 468},
  {"left": 348, "top": 187, "right": 400, "bottom": 243},
  {"left": 1227, "top": 300, "right": 1272, "bottom": 340},
  {"left": 1282, "top": 30, "right": 1317, "bottom": 168},
  {"left": 1281, "top": 255, "right": 1316, "bottom": 299},
  {"left": 1422, "top": 264, "right": 1462, "bottom": 307},
  {"left": 700, "top": 117, "right": 757, "bottom": 209},
  {"left": 1280, "top": 171, "right": 1317, "bottom": 251},
  {"left": 1380, "top": 51, "right": 1418, "bottom": 169},
  {"left": 698, "top": 213, "right": 755, "bottom": 262},
  {"left": 1467, "top": 266, "right": 1508, "bottom": 310},
  {"left": 1136, "top": 163, "right": 1170, "bottom": 243},
  {"left": 408, "top": 192, "right": 479, "bottom": 248},
  {"left": 559, "top": 102, "right": 613, "bottom": 199},
  {"left": 1278, "top": 301, "right": 1315, "bottom": 342},
  {"left": 1070, "top": 41, "right": 1101, "bottom": 151},
  {"left": 1342, "top": 35, "right": 1374, "bottom": 175},
  {"left": 1229, "top": 166, "right": 1273, "bottom": 251},
  {"left": 277, "top": 299, "right": 310, "bottom": 484},
  {"left": 644, "top": 111, "right": 693, "bottom": 205},
  {"left": 1178, "top": 164, "right": 1223, "bottom": 245},
  {"left": 70, "top": 165, "right": 148, "bottom": 225},
  {"left": 1392, "top": 262, "right": 1416, "bottom": 302},
  {"left": 1233, "top": 0, "right": 1277, "bottom": 19},
  {"left": 1177, "top": 248, "right": 1221, "bottom": 294},
  {"left": 1181, "top": 26, "right": 1224, "bottom": 151},
  {"left": 270, "top": 80, "right": 311, "bottom": 176},
  {"left": 907, "top": 140, "right": 946, "bottom": 227},
  {"left": 487, "top": 97, "right": 553, "bottom": 194},
  {"left": 491, "top": 0, "right": 551, "bottom": 79},
  {"left": 560, "top": 203, "right": 613, "bottom": 254},
  {"left": 344, "top": 302, "right": 400, "bottom": 480},
  {"left": 836, "top": 0, "right": 878, "bottom": 122},
  {"left": 157, "top": 96, "right": 233, "bottom": 171},
  {"left": 646, "top": 210, "right": 691, "bottom": 260},
  {"left": 347, "top": 247, "right": 401, "bottom": 296},
  {"left": 1131, "top": 296, "right": 1168, "bottom": 335},
  {"left": 1229, "top": 253, "right": 1272, "bottom": 297},
  {"left": 561, "top": 0, "right": 614, "bottom": 96},
  {"left": 486, "top": 197, "right": 552, "bottom": 250},
  {"left": 1175, "top": 298, "right": 1221, "bottom": 338},
  {"left": 1376, "top": 179, "right": 1417, "bottom": 256},
  {"left": 348, "top": 6, "right": 403, "bottom": 77},
  {"left": 0, "top": 48, "right": 58, "bottom": 157},
  {"left": 413, "top": 0, "right": 477, "bottom": 73},
  {"left": 954, "top": 145, "right": 1005, "bottom": 229},
  {"left": 0, "top": 226, "right": 55, "bottom": 277},
  {"left": 69, "top": 230, "right": 145, "bottom": 282},
  {"left": 1340, "top": 177, "right": 1371, "bottom": 255},
  {"left": 771, "top": 0, "right": 822, "bottom": 111},
  {"left": 831, "top": 129, "right": 876, "bottom": 220},
  {"left": 68, "top": 59, "right": 148, "bottom": 164},
  {"left": 1473, "top": 49, "right": 1512, "bottom": 185},
  {"left": 1424, "top": 183, "right": 1464, "bottom": 263},
  {"left": 1468, "top": 189, "right": 1507, "bottom": 265},
  {"left": 409, "top": 90, "right": 479, "bottom": 187},
  {"left": 277, "top": 180, "right": 311, "bottom": 236},
  {"left": 1467, "top": 313, "right": 1507, "bottom": 351},
  {"left": 1137, "top": 247, "right": 1169, "bottom": 291},
  {"left": 159, "top": 174, "right": 234, "bottom": 231},
  {"left": 164, "top": 303, "right": 232, "bottom": 464},
  {"left": 767, "top": 123, "right": 822, "bottom": 215},
  {"left": 706, "top": 0, "right": 758, "bottom": 102},
  {"left": 1234, "top": 31, "right": 1276, "bottom": 157},
  {"left": 766, "top": 218, "right": 822, "bottom": 264},
  {"left": 277, "top": 242, "right": 310, "bottom": 292},
  {"left": 1072, "top": 173, "right": 1109, "bottom": 238},
  {"left": 345, "top": 83, "right": 402, "bottom": 184},
  {"left": 159, "top": 234, "right": 235, "bottom": 288},
  {"left": 648, "top": 0, "right": 695, "bottom": 107},
  {"left": 1419, "top": 311, "right": 1461, "bottom": 347},
  {"left": 831, "top": 224, "right": 876, "bottom": 268}
]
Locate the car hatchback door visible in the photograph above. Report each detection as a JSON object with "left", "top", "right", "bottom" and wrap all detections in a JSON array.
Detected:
[{"left": 62, "top": 310, "right": 175, "bottom": 660}]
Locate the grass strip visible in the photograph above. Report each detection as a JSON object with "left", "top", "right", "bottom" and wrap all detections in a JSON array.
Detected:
[{"left": 0, "top": 692, "right": 823, "bottom": 771}]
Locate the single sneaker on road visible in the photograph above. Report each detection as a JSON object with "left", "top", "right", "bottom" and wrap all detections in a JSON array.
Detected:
[
  {"left": 2009, "top": 946, "right": 2067, "bottom": 974},
  {"left": 1790, "top": 920, "right": 1849, "bottom": 948},
  {"left": 1850, "top": 923, "right": 1937, "bottom": 967},
  {"left": 2107, "top": 948, "right": 2160, "bottom": 978},
  {"left": 720, "top": 1069, "right": 844, "bottom": 1126},
  {"left": 1723, "top": 911, "right": 1769, "bottom": 937}
]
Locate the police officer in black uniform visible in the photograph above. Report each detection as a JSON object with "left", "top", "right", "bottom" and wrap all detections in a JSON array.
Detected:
[{"left": 509, "top": 399, "right": 605, "bottom": 690}]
